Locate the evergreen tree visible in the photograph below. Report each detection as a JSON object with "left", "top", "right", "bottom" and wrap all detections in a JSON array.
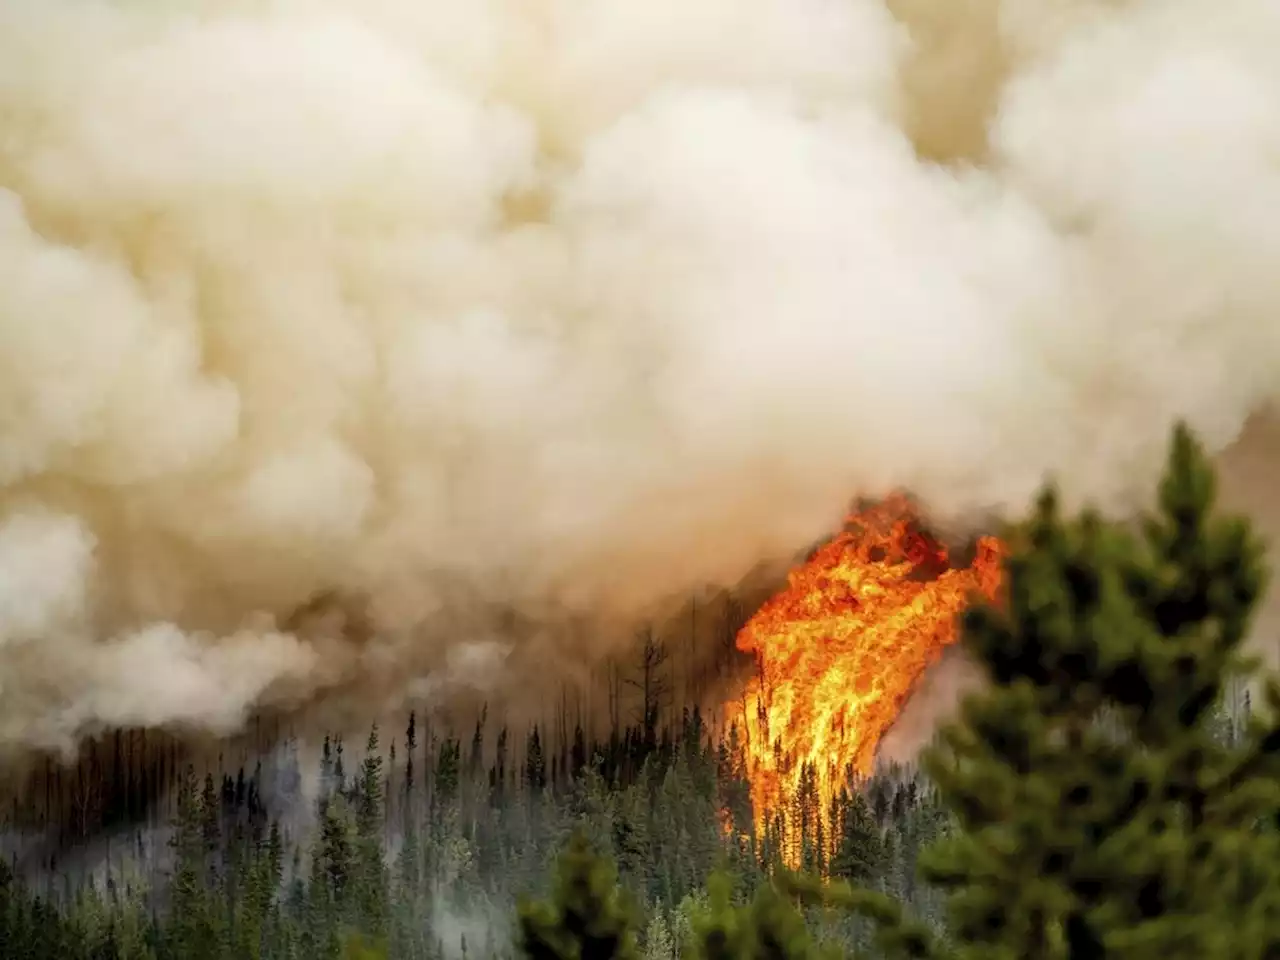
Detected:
[
  {"left": 355, "top": 725, "right": 389, "bottom": 938},
  {"left": 829, "top": 789, "right": 883, "bottom": 886},
  {"left": 165, "top": 766, "right": 218, "bottom": 960},
  {"left": 687, "top": 868, "right": 843, "bottom": 960},
  {"left": 317, "top": 794, "right": 357, "bottom": 927},
  {"left": 912, "top": 423, "right": 1280, "bottom": 958},
  {"left": 572, "top": 726, "right": 589, "bottom": 783},
  {"left": 526, "top": 728, "right": 548, "bottom": 797},
  {"left": 405, "top": 713, "right": 418, "bottom": 802},
  {"left": 518, "top": 833, "right": 639, "bottom": 960},
  {"left": 643, "top": 910, "right": 675, "bottom": 960}
]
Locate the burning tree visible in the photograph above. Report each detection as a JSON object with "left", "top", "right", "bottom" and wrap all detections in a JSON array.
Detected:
[{"left": 725, "top": 493, "right": 1005, "bottom": 856}]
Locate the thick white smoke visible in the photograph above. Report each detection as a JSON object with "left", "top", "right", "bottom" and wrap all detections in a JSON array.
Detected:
[{"left": 2, "top": 0, "right": 1279, "bottom": 755}]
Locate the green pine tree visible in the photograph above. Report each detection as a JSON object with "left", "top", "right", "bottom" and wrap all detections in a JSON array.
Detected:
[
  {"left": 517, "top": 833, "right": 640, "bottom": 960},
  {"left": 686, "top": 868, "right": 847, "bottom": 960},
  {"left": 910, "top": 422, "right": 1280, "bottom": 958},
  {"left": 355, "top": 726, "right": 390, "bottom": 939},
  {"left": 829, "top": 789, "right": 883, "bottom": 886},
  {"left": 166, "top": 766, "right": 218, "bottom": 960}
]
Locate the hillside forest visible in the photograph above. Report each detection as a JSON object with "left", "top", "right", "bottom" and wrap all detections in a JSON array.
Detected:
[{"left": 3, "top": 422, "right": 1280, "bottom": 959}]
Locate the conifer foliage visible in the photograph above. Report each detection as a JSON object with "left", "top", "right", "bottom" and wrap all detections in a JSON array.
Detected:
[
  {"left": 918, "top": 422, "right": 1280, "bottom": 958},
  {"left": 686, "top": 869, "right": 829, "bottom": 960},
  {"left": 518, "top": 834, "right": 639, "bottom": 960}
]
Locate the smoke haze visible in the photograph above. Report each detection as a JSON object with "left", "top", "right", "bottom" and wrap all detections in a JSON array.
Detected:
[{"left": 2, "top": 0, "right": 1280, "bottom": 756}]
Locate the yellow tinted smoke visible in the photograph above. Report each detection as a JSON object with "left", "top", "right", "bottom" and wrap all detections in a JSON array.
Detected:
[{"left": 1, "top": 0, "right": 1278, "bottom": 753}]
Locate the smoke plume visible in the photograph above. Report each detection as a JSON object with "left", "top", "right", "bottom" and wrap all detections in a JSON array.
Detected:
[{"left": 2, "top": 0, "right": 1279, "bottom": 756}]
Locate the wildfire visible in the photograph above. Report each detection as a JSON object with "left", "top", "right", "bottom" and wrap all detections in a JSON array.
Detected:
[{"left": 726, "top": 494, "right": 1005, "bottom": 835}]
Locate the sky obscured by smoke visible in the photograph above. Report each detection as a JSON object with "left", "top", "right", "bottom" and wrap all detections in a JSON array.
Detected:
[{"left": 2, "top": 0, "right": 1279, "bottom": 757}]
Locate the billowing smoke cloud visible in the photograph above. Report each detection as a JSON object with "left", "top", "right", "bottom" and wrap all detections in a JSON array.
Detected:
[{"left": 2, "top": 0, "right": 1279, "bottom": 756}]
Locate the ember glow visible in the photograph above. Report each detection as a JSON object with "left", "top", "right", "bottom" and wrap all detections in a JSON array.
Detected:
[{"left": 726, "top": 495, "right": 1005, "bottom": 830}]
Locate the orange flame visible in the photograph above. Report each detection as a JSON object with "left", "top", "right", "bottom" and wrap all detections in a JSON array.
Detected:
[{"left": 726, "top": 494, "right": 1004, "bottom": 835}]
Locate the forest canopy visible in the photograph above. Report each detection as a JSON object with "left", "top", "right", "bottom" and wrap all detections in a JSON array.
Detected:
[{"left": 3, "top": 423, "right": 1280, "bottom": 960}]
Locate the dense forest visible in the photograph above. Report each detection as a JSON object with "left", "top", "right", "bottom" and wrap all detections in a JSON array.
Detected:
[
  {"left": 0, "top": 686, "right": 957, "bottom": 958},
  {"left": 3, "top": 423, "right": 1280, "bottom": 959}
]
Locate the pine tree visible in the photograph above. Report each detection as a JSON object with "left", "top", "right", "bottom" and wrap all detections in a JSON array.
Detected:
[
  {"left": 716, "top": 725, "right": 754, "bottom": 848},
  {"left": 526, "top": 728, "right": 548, "bottom": 797},
  {"left": 405, "top": 713, "right": 418, "bottom": 802},
  {"left": 911, "top": 423, "right": 1280, "bottom": 958},
  {"left": 643, "top": 910, "right": 675, "bottom": 960},
  {"left": 572, "top": 726, "right": 589, "bottom": 783},
  {"left": 166, "top": 766, "right": 217, "bottom": 960},
  {"left": 318, "top": 795, "right": 356, "bottom": 916},
  {"left": 434, "top": 739, "right": 461, "bottom": 811},
  {"left": 491, "top": 725, "right": 510, "bottom": 809},
  {"left": 304, "top": 805, "right": 344, "bottom": 960},
  {"left": 829, "top": 789, "right": 883, "bottom": 886},
  {"left": 687, "top": 869, "right": 839, "bottom": 960},
  {"left": 517, "top": 833, "right": 639, "bottom": 960},
  {"left": 471, "top": 714, "right": 486, "bottom": 784},
  {"left": 354, "top": 727, "right": 390, "bottom": 939}
]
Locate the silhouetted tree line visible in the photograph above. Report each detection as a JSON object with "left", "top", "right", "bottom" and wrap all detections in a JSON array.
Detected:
[{"left": 4, "top": 424, "right": 1280, "bottom": 959}]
